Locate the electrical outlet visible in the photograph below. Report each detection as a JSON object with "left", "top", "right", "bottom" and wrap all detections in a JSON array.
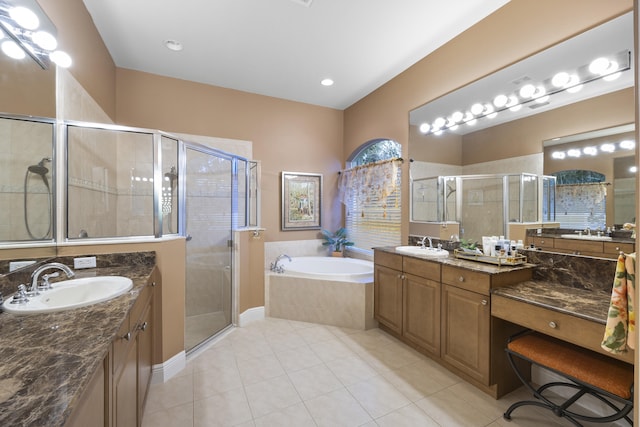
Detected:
[
  {"left": 9, "top": 260, "right": 36, "bottom": 272},
  {"left": 74, "top": 256, "right": 97, "bottom": 269}
]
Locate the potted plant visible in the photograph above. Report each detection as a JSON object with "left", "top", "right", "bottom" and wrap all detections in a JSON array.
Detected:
[{"left": 321, "top": 227, "right": 354, "bottom": 256}]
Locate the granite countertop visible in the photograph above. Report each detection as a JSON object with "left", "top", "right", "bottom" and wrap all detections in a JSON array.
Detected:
[
  {"left": 375, "top": 246, "right": 535, "bottom": 275},
  {"left": 491, "top": 280, "right": 610, "bottom": 325},
  {"left": 0, "top": 254, "right": 155, "bottom": 427}
]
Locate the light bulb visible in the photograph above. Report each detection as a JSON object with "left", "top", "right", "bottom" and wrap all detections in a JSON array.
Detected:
[
  {"left": 493, "top": 94, "right": 508, "bottom": 108},
  {"left": 551, "top": 151, "right": 566, "bottom": 159},
  {"left": 50, "top": 50, "right": 72, "bottom": 68},
  {"left": 619, "top": 140, "right": 635, "bottom": 150},
  {"left": 589, "top": 57, "right": 610, "bottom": 75},
  {"left": 600, "top": 143, "right": 616, "bottom": 153},
  {"left": 418, "top": 123, "right": 430, "bottom": 134},
  {"left": 1, "top": 40, "right": 25, "bottom": 59},
  {"left": 519, "top": 84, "right": 535, "bottom": 98},
  {"left": 470, "top": 103, "right": 484, "bottom": 115},
  {"left": 32, "top": 31, "right": 57, "bottom": 51},
  {"left": 451, "top": 111, "right": 463, "bottom": 123},
  {"left": 10, "top": 7, "right": 39, "bottom": 30},
  {"left": 433, "top": 117, "right": 446, "bottom": 128},
  {"left": 551, "top": 72, "right": 570, "bottom": 88},
  {"left": 583, "top": 146, "right": 597, "bottom": 156},
  {"left": 630, "top": 166, "right": 637, "bottom": 173},
  {"left": 567, "top": 149, "right": 581, "bottom": 158}
]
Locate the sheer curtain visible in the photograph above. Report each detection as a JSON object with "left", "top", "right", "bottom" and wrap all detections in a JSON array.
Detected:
[{"left": 338, "top": 158, "right": 402, "bottom": 251}]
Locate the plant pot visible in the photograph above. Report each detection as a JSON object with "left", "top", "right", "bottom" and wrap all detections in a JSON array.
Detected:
[{"left": 331, "top": 251, "right": 343, "bottom": 257}]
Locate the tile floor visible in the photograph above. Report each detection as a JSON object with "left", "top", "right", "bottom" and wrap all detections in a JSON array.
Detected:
[{"left": 142, "top": 317, "right": 631, "bottom": 427}]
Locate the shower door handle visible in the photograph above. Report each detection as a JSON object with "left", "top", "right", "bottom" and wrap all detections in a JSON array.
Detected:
[{"left": 186, "top": 234, "right": 192, "bottom": 241}]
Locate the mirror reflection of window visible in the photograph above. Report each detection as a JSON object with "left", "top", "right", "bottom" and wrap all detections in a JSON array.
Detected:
[{"left": 552, "top": 170, "right": 607, "bottom": 230}]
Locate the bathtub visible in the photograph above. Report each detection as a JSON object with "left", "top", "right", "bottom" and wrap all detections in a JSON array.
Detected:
[{"left": 265, "top": 256, "right": 376, "bottom": 330}]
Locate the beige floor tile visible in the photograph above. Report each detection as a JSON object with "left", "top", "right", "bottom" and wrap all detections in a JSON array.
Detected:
[
  {"left": 415, "top": 387, "right": 495, "bottom": 427},
  {"left": 253, "top": 401, "right": 316, "bottom": 427},
  {"left": 326, "top": 354, "right": 379, "bottom": 386},
  {"left": 375, "top": 403, "right": 440, "bottom": 427},
  {"left": 288, "top": 364, "right": 344, "bottom": 400},
  {"left": 190, "top": 344, "right": 237, "bottom": 373},
  {"left": 309, "top": 337, "right": 357, "bottom": 362},
  {"left": 274, "top": 345, "right": 323, "bottom": 372},
  {"left": 141, "top": 401, "right": 194, "bottom": 427},
  {"left": 295, "top": 325, "right": 339, "bottom": 344},
  {"left": 381, "top": 359, "right": 458, "bottom": 401},
  {"left": 145, "top": 373, "right": 194, "bottom": 413},
  {"left": 304, "top": 388, "right": 373, "bottom": 427},
  {"left": 244, "top": 374, "right": 302, "bottom": 419},
  {"left": 263, "top": 330, "right": 308, "bottom": 352},
  {"left": 194, "top": 388, "right": 253, "bottom": 427},
  {"left": 193, "top": 363, "right": 244, "bottom": 401},
  {"left": 347, "top": 375, "right": 411, "bottom": 418},
  {"left": 231, "top": 336, "right": 274, "bottom": 361},
  {"left": 236, "top": 353, "right": 285, "bottom": 385}
]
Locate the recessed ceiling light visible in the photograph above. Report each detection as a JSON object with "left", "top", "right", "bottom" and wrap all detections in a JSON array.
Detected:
[
  {"left": 164, "top": 39, "right": 183, "bottom": 52},
  {"left": 321, "top": 78, "right": 334, "bottom": 87}
]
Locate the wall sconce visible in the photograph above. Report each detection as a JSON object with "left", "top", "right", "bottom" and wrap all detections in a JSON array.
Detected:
[
  {"left": 0, "top": 0, "right": 72, "bottom": 69},
  {"left": 419, "top": 50, "right": 631, "bottom": 136}
]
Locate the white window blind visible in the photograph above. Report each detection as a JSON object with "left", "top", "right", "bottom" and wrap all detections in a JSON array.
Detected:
[
  {"left": 340, "top": 158, "right": 402, "bottom": 252},
  {"left": 555, "top": 183, "right": 607, "bottom": 230}
]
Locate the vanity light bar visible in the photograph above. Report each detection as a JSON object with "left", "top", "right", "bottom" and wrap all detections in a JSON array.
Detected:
[
  {"left": 550, "top": 139, "right": 635, "bottom": 160},
  {"left": 419, "top": 50, "right": 631, "bottom": 136},
  {"left": 0, "top": 0, "right": 71, "bottom": 69}
]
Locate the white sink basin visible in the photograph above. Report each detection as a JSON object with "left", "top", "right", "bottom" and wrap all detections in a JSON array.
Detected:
[
  {"left": 559, "top": 234, "right": 612, "bottom": 241},
  {"left": 2, "top": 276, "right": 133, "bottom": 314},
  {"left": 395, "top": 246, "right": 450, "bottom": 258}
]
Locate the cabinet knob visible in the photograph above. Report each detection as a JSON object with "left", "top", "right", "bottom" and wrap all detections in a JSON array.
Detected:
[
  {"left": 540, "top": 240, "right": 545, "bottom": 244},
  {"left": 122, "top": 332, "right": 131, "bottom": 341},
  {"left": 616, "top": 247, "right": 620, "bottom": 251},
  {"left": 139, "top": 321, "right": 148, "bottom": 332},
  {"left": 548, "top": 321, "right": 557, "bottom": 329},
  {"left": 481, "top": 300, "right": 488, "bottom": 306},
  {"left": 458, "top": 276, "right": 465, "bottom": 282},
  {"left": 151, "top": 281, "right": 157, "bottom": 287}
]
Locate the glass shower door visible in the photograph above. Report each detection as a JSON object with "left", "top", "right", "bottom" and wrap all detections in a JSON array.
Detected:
[{"left": 183, "top": 144, "right": 233, "bottom": 352}]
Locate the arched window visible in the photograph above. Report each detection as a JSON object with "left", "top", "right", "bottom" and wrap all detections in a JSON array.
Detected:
[
  {"left": 340, "top": 139, "right": 402, "bottom": 253},
  {"left": 552, "top": 170, "right": 607, "bottom": 230}
]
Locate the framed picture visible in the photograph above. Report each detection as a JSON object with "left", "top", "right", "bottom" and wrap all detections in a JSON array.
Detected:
[{"left": 281, "top": 171, "right": 322, "bottom": 230}]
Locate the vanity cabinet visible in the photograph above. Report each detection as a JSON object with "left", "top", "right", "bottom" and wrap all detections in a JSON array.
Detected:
[
  {"left": 374, "top": 249, "right": 531, "bottom": 398},
  {"left": 113, "top": 267, "right": 158, "bottom": 427},
  {"left": 527, "top": 235, "right": 634, "bottom": 259},
  {"left": 374, "top": 252, "right": 404, "bottom": 334}
]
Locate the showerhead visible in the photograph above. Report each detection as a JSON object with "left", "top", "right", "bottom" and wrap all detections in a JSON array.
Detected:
[
  {"left": 164, "top": 166, "right": 178, "bottom": 186},
  {"left": 28, "top": 158, "right": 51, "bottom": 176}
]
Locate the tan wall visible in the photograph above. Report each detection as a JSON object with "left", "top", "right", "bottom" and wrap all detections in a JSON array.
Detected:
[
  {"left": 38, "top": 0, "right": 117, "bottom": 120},
  {"left": 114, "top": 69, "right": 345, "bottom": 241},
  {"left": 236, "top": 231, "right": 266, "bottom": 313},
  {"left": 56, "top": 239, "right": 186, "bottom": 363}
]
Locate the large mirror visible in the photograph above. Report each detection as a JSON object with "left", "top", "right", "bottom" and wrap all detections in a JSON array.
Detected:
[{"left": 409, "top": 12, "right": 634, "bottom": 241}]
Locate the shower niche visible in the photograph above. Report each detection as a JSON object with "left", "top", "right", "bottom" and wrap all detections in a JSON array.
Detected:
[{"left": 411, "top": 173, "right": 556, "bottom": 242}]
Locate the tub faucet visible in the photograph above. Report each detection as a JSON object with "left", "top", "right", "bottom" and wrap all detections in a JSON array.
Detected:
[
  {"left": 30, "top": 262, "right": 75, "bottom": 294},
  {"left": 270, "top": 254, "right": 291, "bottom": 274}
]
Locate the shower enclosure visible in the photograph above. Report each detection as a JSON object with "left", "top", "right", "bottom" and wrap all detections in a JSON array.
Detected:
[{"left": 411, "top": 173, "right": 556, "bottom": 242}]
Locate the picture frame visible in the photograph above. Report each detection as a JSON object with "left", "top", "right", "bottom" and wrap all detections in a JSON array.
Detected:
[{"left": 281, "top": 171, "right": 322, "bottom": 230}]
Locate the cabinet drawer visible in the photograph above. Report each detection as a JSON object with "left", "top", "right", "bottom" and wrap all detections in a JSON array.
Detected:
[
  {"left": 131, "top": 282, "right": 152, "bottom": 326},
  {"left": 491, "top": 295, "right": 633, "bottom": 364},
  {"left": 374, "top": 250, "right": 403, "bottom": 270},
  {"left": 442, "top": 265, "right": 490, "bottom": 295},
  {"left": 403, "top": 257, "right": 440, "bottom": 281},
  {"left": 530, "top": 236, "right": 554, "bottom": 249},
  {"left": 113, "top": 314, "right": 132, "bottom": 374},
  {"left": 603, "top": 242, "right": 634, "bottom": 256},
  {"left": 553, "top": 238, "right": 603, "bottom": 254}
]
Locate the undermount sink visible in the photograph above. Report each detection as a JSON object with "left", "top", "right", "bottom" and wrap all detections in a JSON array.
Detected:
[
  {"left": 395, "top": 246, "right": 450, "bottom": 258},
  {"left": 559, "top": 234, "right": 612, "bottom": 241},
  {"left": 2, "top": 276, "right": 133, "bottom": 314}
]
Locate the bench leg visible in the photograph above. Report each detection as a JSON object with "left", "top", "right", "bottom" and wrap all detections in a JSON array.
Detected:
[{"left": 504, "top": 349, "right": 633, "bottom": 426}]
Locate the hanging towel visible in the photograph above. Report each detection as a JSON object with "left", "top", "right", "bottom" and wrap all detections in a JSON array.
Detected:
[{"left": 601, "top": 253, "right": 636, "bottom": 354}]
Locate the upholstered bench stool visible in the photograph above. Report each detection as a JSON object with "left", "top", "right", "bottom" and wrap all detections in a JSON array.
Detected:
[{"left": 504, "top": 331, "right": 634, "bottom": 426}]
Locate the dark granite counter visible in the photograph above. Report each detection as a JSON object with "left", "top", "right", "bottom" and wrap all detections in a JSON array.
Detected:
[
  {"left": 374, "top": 246, "right": 535, "bottom": 275},
  {"left": 0, "top": 252, "right": 156, "bottom": 427}
]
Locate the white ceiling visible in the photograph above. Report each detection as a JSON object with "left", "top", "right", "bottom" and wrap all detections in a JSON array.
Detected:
[{"left": 80, "top": 0, "right": 510, "bottom": 110}]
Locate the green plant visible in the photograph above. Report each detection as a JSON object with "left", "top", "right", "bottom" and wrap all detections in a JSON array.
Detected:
[
  {"left": 321, "top": 227, "right": 355, "bottom": 252},
  {"left": 459, "top": 238, "right": 478, "bottom": 250}
]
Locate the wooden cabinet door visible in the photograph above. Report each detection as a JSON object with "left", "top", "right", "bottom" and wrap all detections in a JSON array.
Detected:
[
  {"left": 441, "top": 284, "right": 490, "bottom": 385},
  {"left": 115, "top": 338, "right": 138, "bottom": 427},
  {"left": 403, "top": 273, "right": 440, "bottom": 355},
  {"left": 137, "top": 304, "right": 153, "bottom": 422},
  {"left": 374, "top": 264, "right": 403, "bottom": 334}
]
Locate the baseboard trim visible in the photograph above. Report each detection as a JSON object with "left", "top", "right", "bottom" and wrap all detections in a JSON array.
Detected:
[
  {"left": 150, "top": 350, "right": 186, "bottom": 384},
  {"left": 239, "top": 306, "right": 264, "bottom": 326}
]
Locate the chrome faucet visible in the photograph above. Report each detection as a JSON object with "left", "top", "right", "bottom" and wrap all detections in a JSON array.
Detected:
[
  {"left": 270, "top": 254, "right": 291, "bottom": 273},
  {"left": 30, "top": 262, "right": 75, "bottom": 294},
  {"left": 419, "top": 236, "right": 433, "bottom": 249}
]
